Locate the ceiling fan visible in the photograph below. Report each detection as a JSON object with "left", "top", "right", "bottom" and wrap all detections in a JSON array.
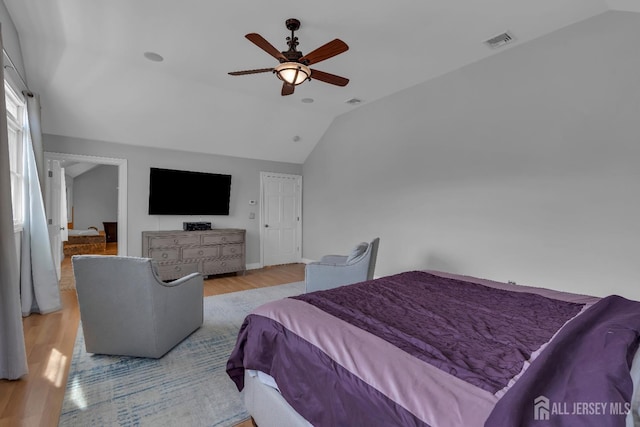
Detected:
[{"left": 228, "top": 18, "right": 349, "bottom": 96}]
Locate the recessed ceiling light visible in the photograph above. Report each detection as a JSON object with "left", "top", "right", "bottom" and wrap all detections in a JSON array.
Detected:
[
  {"left": 345, "top": 98, "right": 362, "bottom": 105},
  {"left": 144, "top": 52, "right": 164, "bottom": 62},
  {"left": 301, "top": 98, "right": 314, "bottom": 104}
]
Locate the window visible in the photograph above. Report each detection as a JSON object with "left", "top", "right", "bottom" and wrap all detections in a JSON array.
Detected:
[{"left": 5, "top": 80, "right": 26, "bottom": 229}]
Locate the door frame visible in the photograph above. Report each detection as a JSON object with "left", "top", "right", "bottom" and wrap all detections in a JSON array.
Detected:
[
  {"left": 44, "top": 151, "right": 128, "bottom": 255},
  {"left": 45, "top": 158, "right": 63, "bottom": 278},
  {"left": 259, "top": 172, "right": 302, "bottom": 267}
]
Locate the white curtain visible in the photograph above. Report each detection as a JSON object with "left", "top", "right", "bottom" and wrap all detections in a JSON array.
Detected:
[
  {"left": 20, "top": 93, "right": 61, "bottom": 316},
  {"left": 0, "top": 28, "right": 28, "bottom": 380},
  {"left": 25, "top": 90, "right": 44, "bottom": 191}
]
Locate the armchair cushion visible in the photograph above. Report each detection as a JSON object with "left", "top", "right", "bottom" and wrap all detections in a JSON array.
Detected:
[{"left": 346, "top": 242, "right": 369, "bottom": 264}]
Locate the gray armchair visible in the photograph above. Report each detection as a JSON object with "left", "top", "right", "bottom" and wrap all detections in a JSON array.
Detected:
[
  {"left": 72, "top": 255, "right": 203, "bottom": 358},
  {"left": 305, "top": 238, "right": 380, "bottom": 293}
]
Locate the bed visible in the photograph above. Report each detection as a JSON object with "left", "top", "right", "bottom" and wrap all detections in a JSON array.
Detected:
[
  {"left": 63, "top": 228, "right": 107, "bottom": 256},
  {"left": 227, "top": 270, "right": 640, "bottom": 427}
]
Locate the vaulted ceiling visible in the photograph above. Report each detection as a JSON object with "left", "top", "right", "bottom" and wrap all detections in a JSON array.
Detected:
[{"left": 4, "top": 0, "right": 637, "bottom": 163}]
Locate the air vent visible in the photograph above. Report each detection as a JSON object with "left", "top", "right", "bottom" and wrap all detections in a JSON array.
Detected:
[{"left": 484, "top": 31, "right": 515, "bottom": 49}]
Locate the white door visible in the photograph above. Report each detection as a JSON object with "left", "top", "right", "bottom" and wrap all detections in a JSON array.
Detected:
[
  {"left": 260, "top": 172, "right": 302, "bottom": 266},
  {"left": 45, "top": 159, "right": 64, "bottom": 279}
]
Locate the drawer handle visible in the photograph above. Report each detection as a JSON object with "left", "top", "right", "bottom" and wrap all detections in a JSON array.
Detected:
[
  {"left": 230, "top": 248, "right": 236, "bottom": 253},
  {"left": 198, "top": 250, "right": 204, "bottom": 255},
  {"left": 162, "top": 253, "right": 168, "bottom": 259},
  {"left": 174, "top": 239, "right": 179, "bottom": 244},
  {"left": 222, "top": 237, "right": 227, "bottom": 242},
  {"left": 175, "top": 266, "right": 182, "bottom": 271}
]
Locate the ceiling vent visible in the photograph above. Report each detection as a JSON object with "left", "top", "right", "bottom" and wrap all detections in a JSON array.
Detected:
[{"left": 484, "top": 31, "right": 515, "bottom": 49}]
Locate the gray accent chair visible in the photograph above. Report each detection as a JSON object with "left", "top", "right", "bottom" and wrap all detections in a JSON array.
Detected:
[
  {"left": 72, "top": 255, "right": 203, "bottom": 358},
  {"left": 305, "top": 238, "right": 380, "bottom": 293}
]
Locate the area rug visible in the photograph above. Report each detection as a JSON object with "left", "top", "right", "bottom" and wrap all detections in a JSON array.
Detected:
[{"left": 59, "top": 281, "right": 305, "bottom": 427}]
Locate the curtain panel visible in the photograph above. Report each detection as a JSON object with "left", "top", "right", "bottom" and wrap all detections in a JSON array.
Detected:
[
  {"left": 20, "top": 94, "right": 61, "bottom": 316},
  {"left": 0, "top": 28, "right": 28, "bottom": 380}
]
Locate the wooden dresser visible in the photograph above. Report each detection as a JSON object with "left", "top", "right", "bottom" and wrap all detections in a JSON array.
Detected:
[{"left": 142, "top": 229, "right": 246, "bottom": 281}]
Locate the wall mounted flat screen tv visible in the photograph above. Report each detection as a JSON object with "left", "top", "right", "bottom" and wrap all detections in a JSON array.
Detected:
[{"left": 148, "top": 167, "right": 231, "bottom": 215}]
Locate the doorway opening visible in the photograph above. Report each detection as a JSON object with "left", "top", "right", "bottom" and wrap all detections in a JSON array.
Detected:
[{"left": 44, "top": 152, "right": 127, "bottom": 263}]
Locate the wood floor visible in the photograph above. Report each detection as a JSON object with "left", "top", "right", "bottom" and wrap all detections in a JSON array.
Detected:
[{"left": 0, "top": 245, "right": 305, "bottom": 427}]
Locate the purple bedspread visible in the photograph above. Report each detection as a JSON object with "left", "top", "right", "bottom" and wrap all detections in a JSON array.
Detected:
[
  {"left": 485, "top": 295, "right": 640, "bottom": 427},
  {"left": 227, "top": 271, "right": 598, "bottom": 426},
  {"left": 228, "top": 312, "right": 429, "bottom": 426},
  {"left": 293, "top": 271, "right": 584, "bottom": 393}
]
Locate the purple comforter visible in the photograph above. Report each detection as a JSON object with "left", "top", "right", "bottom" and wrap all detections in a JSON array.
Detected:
[
  {"left": 485, "top": 295, "right": 640, "bottom": 427},
  {"left": 292, "top": 271, "right": 584, "bottom": 393},
  {"left": 227, "top": 271, "right": 611, "bottom": 426}
]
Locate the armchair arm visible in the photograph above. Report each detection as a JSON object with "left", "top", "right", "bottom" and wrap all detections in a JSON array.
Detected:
[
  {"left": 150, "top": 271, "right": 204, "bottom": 358},
  {"left": 157, "top": 272, "right": 202, "bottom": 288},
  {"left": 305, "top": 261, "right": 369, "bottom": 293}
]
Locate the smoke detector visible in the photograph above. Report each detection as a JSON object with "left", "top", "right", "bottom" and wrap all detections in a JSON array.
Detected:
[{"left": 484, "top": 31, "right": 515, "bottom": 49}]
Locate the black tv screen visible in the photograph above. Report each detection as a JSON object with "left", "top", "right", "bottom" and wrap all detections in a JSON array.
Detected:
[{"left": 148, "top": 167, "right": 231, "bottom": 215}]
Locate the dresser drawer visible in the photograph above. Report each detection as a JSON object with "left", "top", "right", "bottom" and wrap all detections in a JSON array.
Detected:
[
  {"left": 156, "top": 262, "right": 200, "bottom": 280},
  {"left": 149, "top": 235, "right": 200, "bottom": 248},
  {"left": 221, "top": 244, "right": 243, "bottom": 256},
  {"left": 201, "top": 233, "right": 243, "bottom": 245},
  {"left": 142, "top": 229, "right": 245, "bottom": 280},
  {"left": 149, "top": 248, "right": 180, "bottom": 261},
  {"left": 183, "top": 246, "right": 220, "bottom": 259},
  {"left": 203, "top": 258, "right": 244, "bottom": 274}
]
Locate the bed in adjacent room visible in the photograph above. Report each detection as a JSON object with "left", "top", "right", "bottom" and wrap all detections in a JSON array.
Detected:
[
  {"left": 63, "top": 228, "right": 107, "bottom": 256},
  {"left": 227, "top": 270, "right": 640, "bottom": 427}
]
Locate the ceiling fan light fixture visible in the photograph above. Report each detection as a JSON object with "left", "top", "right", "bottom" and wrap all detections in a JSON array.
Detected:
[
  {"left": 228, "top": 19, "right": 349, "bottom": 96},
  {"left": 274, "top": 62, "right": 310, "bottom": 85}
]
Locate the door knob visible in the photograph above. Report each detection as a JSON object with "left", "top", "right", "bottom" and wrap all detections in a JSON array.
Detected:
[{"left": 264, "top": 224, "right": 269, "bottom": 228}]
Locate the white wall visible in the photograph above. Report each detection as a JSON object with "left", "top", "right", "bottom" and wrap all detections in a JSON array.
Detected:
[
  {"left": 44, "top": 134, "right": 302, "bottom": 266},
  {"left": 72, "top": 165, "right": 118, "bottom": 230},
  {"left": 0, "top": 0, "right": 26, "bottom": 90},
  {"left": 303, "top": 11, "right": 640, "bottom": 300}
]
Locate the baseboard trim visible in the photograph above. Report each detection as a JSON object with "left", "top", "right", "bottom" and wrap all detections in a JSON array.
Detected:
[
  {"left": 245, "top": 263, "right": 262, "bottom": 270},
  {"left": 248, "top": 260, "right": 313, "bottom": 268}
]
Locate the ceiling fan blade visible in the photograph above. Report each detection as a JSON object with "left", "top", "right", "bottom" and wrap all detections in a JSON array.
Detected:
[
  {"left": 228, "top": 68, "right": 274, "bottom": 76},
  {"left": 281, "top": 83, "right": 295, "bottom": 96},
  {"left": 299, "top": 39, "right": 348, "bottom": 65},
  {"left": 310, "top": 69, "right": 349, "bottom": 87},
  {"left": 245, "top": 33, "right": 287, "bottom": 61}
]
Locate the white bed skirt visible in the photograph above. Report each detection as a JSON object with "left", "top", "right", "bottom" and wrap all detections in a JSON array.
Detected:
[{"left": 243, "top": 370, "right": 310, "bottom": 427}]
